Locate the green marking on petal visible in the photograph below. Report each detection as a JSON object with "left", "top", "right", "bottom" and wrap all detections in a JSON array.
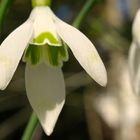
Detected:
[
  {"left": 33, "top": 32, "right": 60, "bottom": 45},
  {"left": 23, "top": 41, "right": 68, "bottom": 67},
  {"left": 43, "top": 45, "right": 60, "bottom": 66},
  {"left": 23, "top": 44, "right": 42, "bottom": 65},
  {"left": 43, "top": 42, "right": 69, "bottom": 67},
  {"left": 59, "top": 42, "right": 69, "bottom": 61}
]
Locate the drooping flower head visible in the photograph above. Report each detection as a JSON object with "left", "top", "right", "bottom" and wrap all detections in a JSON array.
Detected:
[{"left": 0, "top": 1, "right": 107, "bottom": 135}]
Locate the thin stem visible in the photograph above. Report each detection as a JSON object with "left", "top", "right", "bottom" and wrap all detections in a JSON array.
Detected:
[
  {"left": 72, "top": 0, "right": 100, "bottom": 29},
  {"left": 31, "top": 0, "right": 51, "bottom": 7},
  {"left": 0, "top": 0, "right": 14, "bottom": 33},
  {"left": 21, "top": 112, "right": 38, "bottom": 140}
]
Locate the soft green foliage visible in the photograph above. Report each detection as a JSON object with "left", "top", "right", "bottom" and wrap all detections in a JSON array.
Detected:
[
  {"left": 0, "top": 0, "right": 14, "bottom": 33},
  {"left": 33, "top": 32, "right": 60, "bottom": 45},
  {"left": 32, "top": 0, "right": 51, "bottom": 8},
  {"left": 72, "top": 0, "right": 98, "bottom": 28}
]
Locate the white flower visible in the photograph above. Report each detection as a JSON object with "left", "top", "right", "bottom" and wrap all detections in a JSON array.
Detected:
[
  {"left": 129, "top": 9, "right": 140, "bottom": 95},
  {"left": 0, "top": 6, "right": 107, "bottom": 135}
]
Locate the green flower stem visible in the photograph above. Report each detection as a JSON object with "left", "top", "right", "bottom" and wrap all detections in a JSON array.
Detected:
[
  {"left": 21, "top": 0, "right": 98, "bottom": 138},
  {"left": 32, "top": 0, "right": 51, "bottom": 7},
  {"left": 0, "top": 0, "right": 14, "bottom": 33},
  {"left": 73, "top": 0, "right": 100, "bottom": 29},
  {"left": 21, "top": 112, "right": 38, "bottom": 140}
]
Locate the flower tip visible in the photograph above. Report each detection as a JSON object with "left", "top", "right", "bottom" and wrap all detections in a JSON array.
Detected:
[
  {"left": 94, "top": 54, "right": 108, "bottom": 87},
  {"left": 0, "top": 85, "right": 6, "bottom": 91},
  {"left": 96, "top": 69, "right": 108, "bottom": 87},
  {"left": 91, "top": 62, "right": 108, "bottom": 87},
  {"left": 100, "top": 77, "right": 107, "bottom": 87},
  {"left": 45, "top": 127, "right": 53, "bottom": 136},
  {"left": 0, "top": 76, "right": 8, "bottom": 90}
]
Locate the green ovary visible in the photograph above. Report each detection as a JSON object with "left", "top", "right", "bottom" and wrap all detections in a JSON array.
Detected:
[
  {"left": 33, "top": 32, "right": 60, "bottom": 45},
  {"left": 32, "top": 0, "right": 51, "bottom": 7}
]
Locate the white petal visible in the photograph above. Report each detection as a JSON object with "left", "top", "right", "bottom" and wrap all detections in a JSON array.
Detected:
[
  {"left": 134, "top": 65, "right": 140, "bottom": 95},
  {"left": 132, "top": 9, "right": 140, "bottom": 46},
  {"left": 25, "top": 63, "right": 65, "bottom": 135},
  {"left": 29, "top": 6, "right": 61, "bottom": 46},
  {"left": 129, "top": 43, "right": 138, "bottom": 78},
  {"left": 129, "top": 42, "right": 140, "bottom": 95},
  {"left": 54, "top": 17, "right": 107, "bottom": 86},
  {"left": 0, "top": 20, "right": 33, "bottom": 90}
]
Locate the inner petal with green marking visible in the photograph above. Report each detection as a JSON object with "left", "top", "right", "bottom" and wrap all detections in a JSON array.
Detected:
[
  {"left": 43, "top": 42, "right": 68, "bottom": 67},
  {"left": 23, "top": 42, "right": 68, "bottom": 67},
  {"left": 23, "top": 44, "right": 43, "bottom": 65},
  {"left": 33, "top": 32, "right": 61, "bottom": 46}
]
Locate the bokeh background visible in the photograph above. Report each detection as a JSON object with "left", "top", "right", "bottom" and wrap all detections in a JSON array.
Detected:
[{"left": 0, "top": 0, "right": 140, "bottom": 140}]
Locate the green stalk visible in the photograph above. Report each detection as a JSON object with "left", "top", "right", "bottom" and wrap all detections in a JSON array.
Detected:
[
  {"left": 21, "top": 0, "right": 98, "bottom": 139},
  {"left": 21, "top": 112, "right": 38, "bottom": 140},
  {"left": 0, "top": 0, "right": 14, "bottom": 33},
  {"left": 32, "top": 0, "right": 51, "bottom": 7},
  {"left": 72, "top": 0, "right": 100, "bottom": 28}
]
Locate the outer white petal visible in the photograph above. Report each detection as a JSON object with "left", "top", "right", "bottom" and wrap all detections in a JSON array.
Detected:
[
  {"left": 53, "top": 17, "right": 107, "bottom": 86},
  {"left": 0, "top": 20, "right": 33, "bottom": 90},
  {"left": 129, "top": 43, "right": 138, "bottom": 78},
  {"left": 129, "top": 42, "right": 140, "bottom": 95},
  {"left": 132, "top": 9, "right": 140, "bottom": 46},
  {"left": 25, "top": 63, "right": 65, "bottom": 135}
]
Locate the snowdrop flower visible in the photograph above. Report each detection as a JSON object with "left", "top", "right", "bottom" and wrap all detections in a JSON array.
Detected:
[
  {"left": 129, "top": 9, "right": 140, "bottom": 95},
  {"left": 0, "top": 6, "right": 107, "bottom": 135}
]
